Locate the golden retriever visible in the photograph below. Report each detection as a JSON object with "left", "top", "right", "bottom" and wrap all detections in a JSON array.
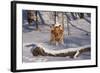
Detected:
[{"left": 50, "top": 24, "right": 64, "bottom": 45}]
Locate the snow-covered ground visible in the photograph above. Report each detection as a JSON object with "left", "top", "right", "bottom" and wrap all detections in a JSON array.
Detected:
[{"left": 22, "top": 18, "right": 91, "bottom": 63}]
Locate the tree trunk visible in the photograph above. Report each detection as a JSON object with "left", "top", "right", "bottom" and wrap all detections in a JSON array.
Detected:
[
  {"left": 65, "top": 13, "right": 70, "bottom": 35},
  {"left": 35, "top": 11, "right": 39, "bottom": 30},
  {"left": 54, "top": 11, "right": 57, "bottom": 24},
  {"left": 31, "top": 45, "right": 90, "bottom": 58},
  {"left": 79, "top": 13, "right": 84, "bottom": 18},
  {"left": 62, "top": 13, "right": 64, "bottom": 29}
]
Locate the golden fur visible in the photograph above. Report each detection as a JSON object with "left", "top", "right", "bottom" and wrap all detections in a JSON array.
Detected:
[{"left": 50, "top": 24, "right": 64, "bottom": 45}]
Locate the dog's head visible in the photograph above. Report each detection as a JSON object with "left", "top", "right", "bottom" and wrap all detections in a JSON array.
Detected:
[{"left": 54, "top": 25, "right": 61, "bottom": 36}]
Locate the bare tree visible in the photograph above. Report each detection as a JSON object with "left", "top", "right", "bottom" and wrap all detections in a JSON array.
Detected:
[
  {"left": 78, "top": 13, "right": 84, "bottom": 18},
  {"left": 65, "top": 13, "right": 70, "bottom": 35},
  {"left": 54, "top": 11, "right": 58, "bottom": 24},
  {"left": 35, "top": 11, "right": 39, "bottom": 30},
  {"left": 27, "top": 10, "right": 36, "bottom": 25},
  {"left": 62, "top": 12, "right": 64, "bottom": 29}
]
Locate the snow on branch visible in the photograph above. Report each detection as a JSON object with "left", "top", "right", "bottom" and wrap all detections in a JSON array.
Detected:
[{"left": 30, "top": 44, "right": 91, "bottom": 58}]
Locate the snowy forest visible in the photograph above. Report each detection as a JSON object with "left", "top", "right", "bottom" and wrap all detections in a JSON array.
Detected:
[{"left": 22, "top": 10, "right": 91, "bottom": 63}]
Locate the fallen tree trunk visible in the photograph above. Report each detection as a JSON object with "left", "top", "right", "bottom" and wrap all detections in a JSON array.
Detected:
[{"left": 31, "top": 45, "right": 90, "bottom": 58}]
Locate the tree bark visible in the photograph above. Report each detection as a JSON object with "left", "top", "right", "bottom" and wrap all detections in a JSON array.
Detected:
[
  {"left": 31, "top": 45, "right": 90, "bottom": 58},
  {"left": 35, "top": 11, "right": 39, "bottom": 30}
]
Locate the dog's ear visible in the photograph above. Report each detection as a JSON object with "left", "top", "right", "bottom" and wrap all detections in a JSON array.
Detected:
[
  {"left": 59, "top": 25, "right": 61, "bottom": 27},
  {"left": 52, "top": 24, "right": 55, "bottom": 27},
  {"left": 57, "top": 25, "right": 61, "bottom": 29}
]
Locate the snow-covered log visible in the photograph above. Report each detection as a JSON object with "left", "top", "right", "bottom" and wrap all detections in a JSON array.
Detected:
[{"left": 31, "top": 44, "right": 90, "bottom": 58}]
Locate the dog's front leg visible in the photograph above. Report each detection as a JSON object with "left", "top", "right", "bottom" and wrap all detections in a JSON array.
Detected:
[
  {"left": 61, "top": 40, "right": 64, "bottom": 45},
  {"left": 59, "top": 35, "right": 64, "bottom": 45},
  {"left": 55, "top": 41, "right": 58, "bottom": 46}
]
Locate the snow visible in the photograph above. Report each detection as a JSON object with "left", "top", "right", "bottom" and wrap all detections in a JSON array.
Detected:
[
  {"left": 32, "top": 44, "right": 90, "bottom": 54},
  {"left": 69, "top": 19, "right": 90, "bottom": 33},
  {"left": 22, "top": 11, "right": 91, "bottom": 62}
]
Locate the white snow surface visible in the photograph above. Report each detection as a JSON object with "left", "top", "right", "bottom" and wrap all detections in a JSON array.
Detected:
[{"left": 22, "top": 18, "right": 91, "bottom": 63}]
